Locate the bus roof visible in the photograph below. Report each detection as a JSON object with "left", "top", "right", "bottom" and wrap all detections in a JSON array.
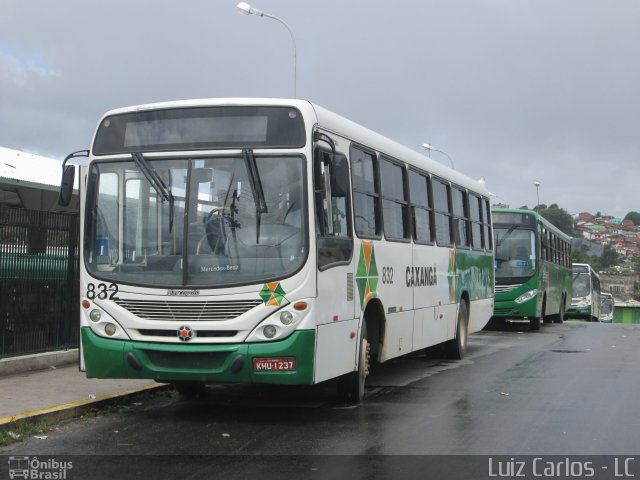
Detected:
[
  {"left": 97, "top": 97, "right": 491, "bottom": 198},
  {"left": 310, "top": 103, "right": 490, "bottom": 196},
  {"left": 492, "top": 207, "right": 572, "bottom": 242},
  {"left": 572, "top": 263, "right": 600, "bottom": 278}
]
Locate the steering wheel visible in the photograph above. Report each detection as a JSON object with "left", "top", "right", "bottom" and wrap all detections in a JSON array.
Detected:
[{"left": 197, "top": 209, "right": 232, "bottom": 255}]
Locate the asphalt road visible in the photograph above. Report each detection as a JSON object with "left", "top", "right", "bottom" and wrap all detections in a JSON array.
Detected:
[{"left": 3, "top": 321, "right": 639, "bottom": 479}]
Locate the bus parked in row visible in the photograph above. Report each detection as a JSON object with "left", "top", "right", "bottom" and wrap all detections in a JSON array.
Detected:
[
  {"left": 599, "top": 292, "right": 614, "bottom": 323},
  {"left": 567, "top": 263, "right": 601, "bottom": 321},
  {"left": 58, "top": 98, "right": 495, "bottom": 401},
  {"left": 491, "top": 208, "right": 572, "bottom": 330}
]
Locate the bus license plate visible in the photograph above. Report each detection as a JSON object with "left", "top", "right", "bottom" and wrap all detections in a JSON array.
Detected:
[{"left": 253, "top": 357, "right": 296, "bottom": 371}]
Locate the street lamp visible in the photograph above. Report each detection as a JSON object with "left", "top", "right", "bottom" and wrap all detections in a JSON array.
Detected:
[
  {"left": 421, "top": 143, "right": 455, "bottom": 169},
  {"left": 534, "top": 181, "right": 540, "bottom": 210},
  {"left": 237, "top": 2, "right": 297, "bottom": 98},
  {"left": 488, "top": 191, "right": 509, "bottom": 207}
]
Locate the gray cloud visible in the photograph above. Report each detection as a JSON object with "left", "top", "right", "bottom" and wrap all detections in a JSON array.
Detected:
[{"left": 1, "top": 0, "right": 637, "bottom": 217}]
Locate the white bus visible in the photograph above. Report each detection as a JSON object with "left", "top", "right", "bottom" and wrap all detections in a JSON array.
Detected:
[
  {"left": 599, "top": 292, "right": 614, "bottom": 322},
  {"left": 567, "top": 263, "right": 601, "bottom": 322},
  {"left": 59, "top": 98, "right": 495, "bottom": 401}
]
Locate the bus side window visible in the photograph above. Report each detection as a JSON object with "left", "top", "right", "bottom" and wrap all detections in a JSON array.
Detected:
[
  {"left": 482, "top": 198, "right": 492, "bottom": 250},
  {"left": 314, "top": 147, "right": 353, "bottom": 269},
  {"left": 432, "top": 178, "right": 452, "bottom": 246},
  {"left": 452, "top": 186, "right": 470, "bottom": 247},
  {"left": 350, "top": 146, "right": 380, "bottom": 238},
  {"left": 408, "top": 170, "right": 433, "bottom": 244},
  {"left": 469, "top": 194, "right": 482, "bottom": 250}
]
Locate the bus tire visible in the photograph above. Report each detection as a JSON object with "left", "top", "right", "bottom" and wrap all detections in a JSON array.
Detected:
[
  {"left": 541, "top": 296, "right": 552, "bottom": 324},
  {"left": 337, "top": 322, "right": 370, "bottom": 403},
  {"left": 172, "top": 382, "right": 206, "bottom": 398},
  {"left": 444, "top": 301, "right": 468, "bottom": 360},
  {"left": 530, "top": 316, "right": 541, "bottom": 331},
  {"left": 553, "top": 299, "right": 565, "bottom": 324}
]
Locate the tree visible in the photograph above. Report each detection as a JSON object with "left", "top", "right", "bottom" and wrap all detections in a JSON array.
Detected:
[
  {"left": 572, "top": 245, "right": 591, "bottom": 264},
  {"left": 599, "top": 243, "right": 619, "bottom": 269},
  {"left": 537, "top": 204, "right": 581, "bottom": 237},
  {"left": 624, "top": 211, "right": 640, "bottom": 226}
]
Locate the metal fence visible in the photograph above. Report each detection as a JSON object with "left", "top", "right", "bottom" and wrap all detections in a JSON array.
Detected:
[{"left": 0, "top": 206, "right": 79, "bottom": 358}]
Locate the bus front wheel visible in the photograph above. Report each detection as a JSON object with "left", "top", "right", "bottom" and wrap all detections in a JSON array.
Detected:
[
  {"left": 172, "top": 382, "right": 206, "bottom": 398},
  {"left": 530, "top": 316, "right": 541, "bottom": 331},
  {"left": 337, "top": 323, "right": 370, "bottom": 403}
]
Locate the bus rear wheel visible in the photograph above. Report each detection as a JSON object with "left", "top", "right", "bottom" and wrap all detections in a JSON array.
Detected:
[
  {"left": 553, "top": 300, "right": 565, "bottom": 324},
  {"left": 337, "top": 323, "right": 370, "bottom": 403},
  {"left": 443, "top": 301, "right": 468, "bottom": 360}
]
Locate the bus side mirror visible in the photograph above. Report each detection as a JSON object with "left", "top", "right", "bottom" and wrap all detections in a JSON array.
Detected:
[
  {"left": 58, "top": 165, "right": 75, "bottom": 206},
  {"left": 331, "top": 155, "right": 349, "bottom": 197}
]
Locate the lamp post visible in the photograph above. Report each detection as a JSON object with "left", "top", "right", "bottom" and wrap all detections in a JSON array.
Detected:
[
  {"left": 421, "top": 143, "right": 455, "bottom": 169},
  {"left": 534, "top": 181, "right": 540, "bottom": 210},
  {"left": 237, "top": 2, "right": 297, "bottom": 98}
]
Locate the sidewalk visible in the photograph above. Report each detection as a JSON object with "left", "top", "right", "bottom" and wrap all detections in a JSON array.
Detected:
[{"left": 0, "top": 352, "right": 168, "bottom": 428}]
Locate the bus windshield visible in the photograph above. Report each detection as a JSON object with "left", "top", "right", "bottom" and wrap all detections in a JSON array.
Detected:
[
  {"left": 85, "top": 155, "right": 306, "bottom": 287},
  {"left": 601, "top": 296, "right": 614, "bottom": 314},
  {"left": 494, "top": 228, "right": 536, "bottom": 279},
  {"left": 572, "top": 274, "right": 591, "bottom": 297}
]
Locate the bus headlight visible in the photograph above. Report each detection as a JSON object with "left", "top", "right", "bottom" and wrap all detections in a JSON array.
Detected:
[
  {"left": 576, "top": 297, "right": 589, "bottom": 307},
  {"left": 104, "top": 323, "right": 117, "bottom": 336},
  {"left": 280, "top": 311, "right": 294, "bottom": 325},
  {"left": 83, "top": 305, "right": 130, "bottom": 341},
  {"left": 515, "top": 289, "right": 538, "bottom": 304},
  {"left": 263, "top": 325, "right": 277, "bottom": 338},
  {"left": 246, "top": 301, "right": 311, "bottom": 342}
]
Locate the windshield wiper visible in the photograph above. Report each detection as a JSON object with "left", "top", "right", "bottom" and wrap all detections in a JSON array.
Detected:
[
  {"left": 131, "top": 152, "right": 174, "bottom": 231},
  {"left": 496, "top": 225, "right": 518, "bottom": 248},
  {"left": 242, "top": 148, "right": 268, "bottom": 243}
]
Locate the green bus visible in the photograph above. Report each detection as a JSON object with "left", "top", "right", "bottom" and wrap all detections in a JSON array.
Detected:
[{"left": 491, "top": 208, "right": 572, "bottom": 330}]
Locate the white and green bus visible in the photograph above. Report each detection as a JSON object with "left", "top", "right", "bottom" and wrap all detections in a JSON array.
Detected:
[
  {"left": 567, "top": 263, "right": 601, "bottom": 321},
  {"left": 599, "top": 292, "right": 614, "bottom": 323},
  {"left": 59, "top": 98, "right": 495, "bottom": 401}
]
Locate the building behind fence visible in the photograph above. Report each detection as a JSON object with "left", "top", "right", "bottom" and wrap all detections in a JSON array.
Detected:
[{"left": 0, "top": 206, "right": 79, "bottom": 357}]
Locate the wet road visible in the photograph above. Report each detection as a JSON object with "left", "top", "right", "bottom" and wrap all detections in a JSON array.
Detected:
[{"left": 3, "top": 322, "right": 640, "bottom": 478}]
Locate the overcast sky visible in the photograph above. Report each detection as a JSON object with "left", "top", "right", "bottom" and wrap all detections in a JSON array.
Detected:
[{"left": 1, "top": 0, "right": 638, "bottom": 217}]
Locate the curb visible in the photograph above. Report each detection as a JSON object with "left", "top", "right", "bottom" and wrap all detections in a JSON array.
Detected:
[
  {"left": 0, "top": 383, "right": 171, "bottom": 432},
  {"left": 0, "top": 349, "right": 78, "bottom": 377}
]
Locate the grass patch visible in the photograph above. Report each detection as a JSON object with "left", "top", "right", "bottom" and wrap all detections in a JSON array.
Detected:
[{"left": 0, "top": 420, "right": 49, "bottom": 447}]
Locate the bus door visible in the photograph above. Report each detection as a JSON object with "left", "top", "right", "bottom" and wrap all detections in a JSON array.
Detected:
[{"left": 312, "top": 140, "right": 357, "bottom": 382}]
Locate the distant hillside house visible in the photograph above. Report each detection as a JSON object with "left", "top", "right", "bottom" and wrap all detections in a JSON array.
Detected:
[
  {"left": 576, "top": 212, "right": 595, "bottom": 222},
  {"left": 0, "top": 146, "right": 78, "bottom": 212}
]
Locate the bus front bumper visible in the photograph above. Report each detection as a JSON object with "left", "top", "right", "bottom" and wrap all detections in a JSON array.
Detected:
[
  {"left": 492, "top": 297, "right": 538, "bottom": 320},
  {"left": 81, "top": 327, "right": 315, "bottom": 385},
  {"left": 566, "top": 306, "right": 592, "bottom": 319}
]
